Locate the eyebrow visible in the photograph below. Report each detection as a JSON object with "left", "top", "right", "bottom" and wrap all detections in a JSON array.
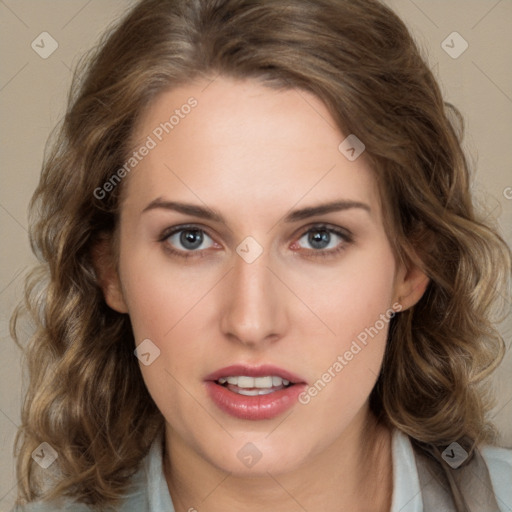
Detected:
[{"left": 142, "top": 198, "right": 371, "bottom": 223}]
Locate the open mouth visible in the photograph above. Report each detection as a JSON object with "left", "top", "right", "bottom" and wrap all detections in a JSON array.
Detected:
[
  {"left": 205, "top": 365, "right": 306, "bottom": 420},
  {"left": 215, "top": 375, "right": 294, "bottom": 396}
]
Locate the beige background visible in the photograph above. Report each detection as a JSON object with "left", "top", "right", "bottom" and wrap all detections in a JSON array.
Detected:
[{"left": 1, "top": 1, "right": 511, "bottom": 510}]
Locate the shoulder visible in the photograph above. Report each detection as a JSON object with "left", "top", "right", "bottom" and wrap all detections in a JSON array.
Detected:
[
  {"left": 10, "top": 483, "right": 149, "bottom": 512},
  {"left": 480, "top": 442, "right": 512, "bottom": 472},
  {"left": 10, "top": 437, "right": 165, "bottom": 512},
  {"left": 11, "top": 502, "right": 92, "bottom": 512},
  {"left": 391, "top": 430, "right": 512, "bottom": 512},
  {"left": 10, "top": 464, "right": 150, "bottom": 512},
  {"left": 480, "top": 444, "right": 512, "bottom": 509},
  {"left": 11, "top": 491, "right": 149, "bottom": 512}
]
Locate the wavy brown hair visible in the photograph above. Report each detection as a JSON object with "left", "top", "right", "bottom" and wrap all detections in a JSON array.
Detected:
[{"left": 12, "top": 0, "right": 511, "bottom": 507}]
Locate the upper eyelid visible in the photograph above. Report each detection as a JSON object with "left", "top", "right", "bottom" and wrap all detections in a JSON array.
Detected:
[
  {"left": 160, "top": 222, "right": 350, "bottom": 236},
  {"left": 298, "top": 222, "right": 351, "bottom": 234},
  {"left": 159, "top": 223, "right": 214, "bottom": 240}
]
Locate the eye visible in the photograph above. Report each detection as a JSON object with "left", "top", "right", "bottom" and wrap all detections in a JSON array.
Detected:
[
  {"left": 163, "top": 226, "right": 216, "bottom": 253},
  {"left": 293, "top": 225, "right": 352, "bottom": 254}
]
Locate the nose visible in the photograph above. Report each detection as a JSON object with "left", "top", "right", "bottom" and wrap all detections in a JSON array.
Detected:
[{"left": 219, "top": 249, "right": 288, "bottom": 349}]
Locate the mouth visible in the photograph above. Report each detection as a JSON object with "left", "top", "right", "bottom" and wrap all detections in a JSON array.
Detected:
[
  {"left": 204, "top": 364, "right": 307, "bottom": 420},
  {"left": 215, "top": 375, "right": 294, "bottom": 396}
]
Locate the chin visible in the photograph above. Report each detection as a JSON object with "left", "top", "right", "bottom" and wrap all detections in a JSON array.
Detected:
[{"left": 198, "top": 432, "right": 315, "bottom": 477}]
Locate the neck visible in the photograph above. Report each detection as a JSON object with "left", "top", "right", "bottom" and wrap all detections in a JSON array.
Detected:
[{"left": 164, "top": 407, "right": 393, "bottom": 512}]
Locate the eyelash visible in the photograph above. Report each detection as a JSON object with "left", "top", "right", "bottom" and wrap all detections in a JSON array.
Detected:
[{"left": 157, "top": 223, "right": 353, "bottom": 260}]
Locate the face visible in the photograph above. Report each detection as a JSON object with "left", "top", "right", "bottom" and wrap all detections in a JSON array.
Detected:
[{"left": 100, "top": 76, "right": 426, "bottom": 476}]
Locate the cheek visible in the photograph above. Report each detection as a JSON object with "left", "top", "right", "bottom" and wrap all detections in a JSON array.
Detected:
[
  {"left": 290, "top": 241, "right": 397, "bottom": 408},
  {"left": 118, "top": 248, "right": 212, "bottom": 422},
  {"left": 293, "top": 241, "right": 397, "bottom": 349},
  {"left": 118, "top": 242, "right": 220, "bottom": 401},
  {"left": 118, "top": 239, "right": 213, "bottom": 341}
]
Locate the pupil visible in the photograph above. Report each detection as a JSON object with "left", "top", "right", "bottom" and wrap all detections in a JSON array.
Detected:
[
  {"left": 180, "top": 229, "right": 203, "bottom": 250},
  {"left": 309, "top": 230, "right": 330, "bottom": 249}
]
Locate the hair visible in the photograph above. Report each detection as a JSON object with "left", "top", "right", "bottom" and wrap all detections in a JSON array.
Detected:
[{"left": 11, "top": 0, "right": 511, "bottom": 508}]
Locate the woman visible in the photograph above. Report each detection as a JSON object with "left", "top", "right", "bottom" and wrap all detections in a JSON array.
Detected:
[{"left": 11, "top": 0, "right": 512, "bottom": 510}]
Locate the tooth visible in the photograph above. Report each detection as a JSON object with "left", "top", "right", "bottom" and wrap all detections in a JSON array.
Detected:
[
  {"left": 257, "top": 388, "right": 276, "bottom": 395},
  {"left": 220, "top": 375, "right": 292, "bottom": 389},
  {"left": 235, "top": 388, "right": 278, "bottom": 396},
  {"left": 272, "top": 376, "right": 282, "bottom": 387},
  {"left": 236, "top": 388, "right": 260, "bottom": 396},
  {"left": 254, "top": 376, "right": 273, "bottom": 388},
  {"left": 237, "top": 376, "right": 255, "bottom": 388}
]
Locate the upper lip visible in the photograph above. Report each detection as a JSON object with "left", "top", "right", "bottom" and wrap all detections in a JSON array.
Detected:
[{"left": 204, "top": 364, "right": 306, "bottom": 384}]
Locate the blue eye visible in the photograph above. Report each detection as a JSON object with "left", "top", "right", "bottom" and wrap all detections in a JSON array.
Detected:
[
  {"left": 165, "top": 227, "right": 215, "bottom": 252},
  {"left": 296, "top": 226, "right": 351, "bottom": 253}
]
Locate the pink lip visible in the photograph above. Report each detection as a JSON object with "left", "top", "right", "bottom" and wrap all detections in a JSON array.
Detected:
[
  {"left": 204, "top": 364, "right": 306, "bottom": 384},
  {"left": 204, "top": 364, "right": 307, "bottom": 421}
]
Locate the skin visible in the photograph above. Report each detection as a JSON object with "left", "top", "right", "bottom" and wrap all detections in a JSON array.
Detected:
[{"left": 96, "top": 76, "right": 428, "bottom": 512}]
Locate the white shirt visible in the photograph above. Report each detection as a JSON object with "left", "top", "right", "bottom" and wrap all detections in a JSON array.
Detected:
[{"left": 13, "top": 429, "right": 512, "bottom": 511}]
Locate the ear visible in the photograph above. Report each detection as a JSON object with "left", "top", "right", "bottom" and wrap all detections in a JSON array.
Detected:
[
  {"left": 393, "top": 257, "right": 430, "bottom": 312},
  {"left": 91, "top": 236, "right": 129, "bottom": 314}
]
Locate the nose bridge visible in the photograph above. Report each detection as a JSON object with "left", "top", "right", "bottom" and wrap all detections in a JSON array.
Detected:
[{"left": 220, "top": 248, "right": 285, "bottom": 345}]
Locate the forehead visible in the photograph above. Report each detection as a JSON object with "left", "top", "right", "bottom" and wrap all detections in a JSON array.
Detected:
[{"left": 123, "top": 76, "right": 381, "bottom": 224}]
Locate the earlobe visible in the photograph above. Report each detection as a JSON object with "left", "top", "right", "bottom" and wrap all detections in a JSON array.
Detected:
[
  {"left": 102, "top": 275, "right": 129, "bottom": 314},
  {"left": 395, "top": 261, "right": 430, "bottom": 312},
  {"left": 91, "top": 237, "right": 129, "bottom": 314}
]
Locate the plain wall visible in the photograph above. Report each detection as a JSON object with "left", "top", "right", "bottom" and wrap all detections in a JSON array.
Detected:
[{"left": 1, "top": 1, "right": 511, "bottom": 510}]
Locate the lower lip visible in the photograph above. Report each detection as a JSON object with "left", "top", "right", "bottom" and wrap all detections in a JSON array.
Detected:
[{"left": 205, "top": 381, "right": 307, "bottom": 420}]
